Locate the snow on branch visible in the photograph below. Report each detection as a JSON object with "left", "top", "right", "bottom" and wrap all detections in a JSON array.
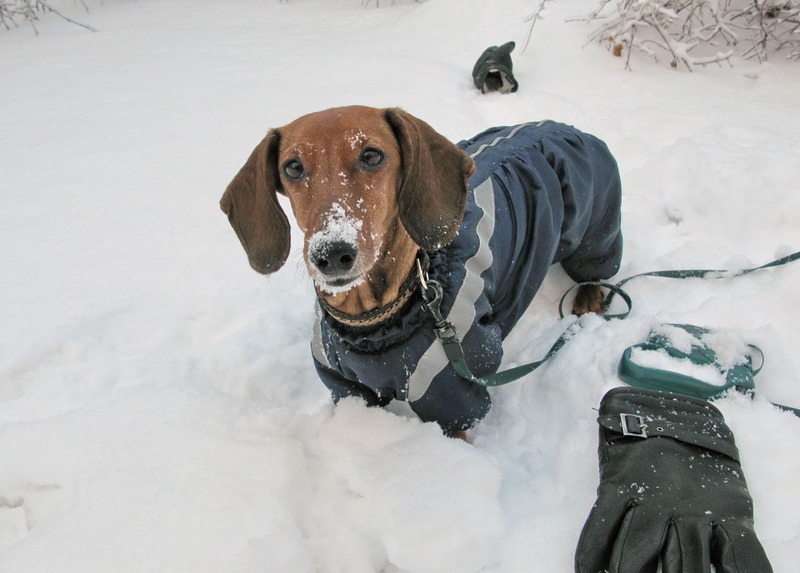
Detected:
[{"left": 528, "top": 0, "right": 800, "bottom": 69}]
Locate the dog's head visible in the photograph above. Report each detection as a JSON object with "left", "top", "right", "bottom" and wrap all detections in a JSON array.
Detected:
[{"left": 220, "top": 106, "right": 475, "bottom": 293}]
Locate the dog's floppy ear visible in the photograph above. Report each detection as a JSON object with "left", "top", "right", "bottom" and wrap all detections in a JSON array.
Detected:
[
  {"left": 220, "top": 129, "right": 290, "bottom": 274},
  {"left": 385, "top": 108, "right": 476, "bottom": 251}
]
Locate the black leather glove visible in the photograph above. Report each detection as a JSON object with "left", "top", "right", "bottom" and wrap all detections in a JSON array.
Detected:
[{"left": 575, "top": 387, "right": 773, "bottom": 573}]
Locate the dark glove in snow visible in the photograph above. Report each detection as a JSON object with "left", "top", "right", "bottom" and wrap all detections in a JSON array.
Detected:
[
  {"left": 472, "top": 41, "right": 518, "bottom": 94},
  {"left": 575, "top": 387, "right": 773, "bottom": 573}
]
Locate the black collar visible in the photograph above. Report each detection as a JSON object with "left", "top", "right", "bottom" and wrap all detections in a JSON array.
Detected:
[{"left": 317, "top": 252, "right": 428, "bottom": 328}]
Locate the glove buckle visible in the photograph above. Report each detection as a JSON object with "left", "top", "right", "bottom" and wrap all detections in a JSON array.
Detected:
[{"left": 619, "top": 413, "right": 648, "bottom": 438}]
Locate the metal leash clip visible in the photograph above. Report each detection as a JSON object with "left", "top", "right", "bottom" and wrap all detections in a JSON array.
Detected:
[{"left": 416, "top": 257, "right": 461, "bottom": 354}]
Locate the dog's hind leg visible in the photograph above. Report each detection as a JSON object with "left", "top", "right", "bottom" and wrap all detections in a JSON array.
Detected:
[{"left": 572, "top": 284, "right": 606, "bottom": 316}]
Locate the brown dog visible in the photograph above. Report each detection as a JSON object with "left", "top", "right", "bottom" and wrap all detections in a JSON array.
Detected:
[{"left": 222, "top": 106, "right": 622, "bottom": 436}]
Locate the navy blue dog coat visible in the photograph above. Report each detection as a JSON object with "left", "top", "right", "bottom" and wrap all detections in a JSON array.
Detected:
[{"left": 312, "top": 120, "right": 623, "bottom": 434}]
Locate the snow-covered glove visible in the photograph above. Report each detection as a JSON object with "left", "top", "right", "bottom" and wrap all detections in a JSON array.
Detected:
[
  {"left": 575, "top": 387, "right": 773, "bottom": 573},
  {"left": 472, "top": 41, "right": 518, "bottom": 94}
]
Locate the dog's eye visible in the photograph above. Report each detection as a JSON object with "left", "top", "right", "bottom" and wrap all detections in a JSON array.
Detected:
[
  {"left": 359, "top": 148, "right": 385, "bottom": 169},
  {"left": 283, "top": 159, "right": 305, "bottom": 181}
]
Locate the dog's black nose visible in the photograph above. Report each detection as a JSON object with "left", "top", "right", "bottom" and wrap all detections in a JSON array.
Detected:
[{"left": 311, "top": 241, "right": 357, "bottom": 276}]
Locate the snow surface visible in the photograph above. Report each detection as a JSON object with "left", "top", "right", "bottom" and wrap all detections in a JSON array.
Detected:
[{"left": 2, "top": 0, "right": 799, "bottom": 571}]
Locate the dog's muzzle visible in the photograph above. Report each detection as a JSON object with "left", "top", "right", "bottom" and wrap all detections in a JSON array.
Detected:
[{"left": 308, "top": 205, "right": 368, "bottom": 292}]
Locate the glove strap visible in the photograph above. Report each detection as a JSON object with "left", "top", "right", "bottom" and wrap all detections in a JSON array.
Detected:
[{"left": 598, "top": 388, "right": 741, "bottom": 462}]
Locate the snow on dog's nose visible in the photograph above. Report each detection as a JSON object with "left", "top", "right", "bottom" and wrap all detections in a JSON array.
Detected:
[{"left": 307, "top": 203, "right": 366, "bottom": 293}]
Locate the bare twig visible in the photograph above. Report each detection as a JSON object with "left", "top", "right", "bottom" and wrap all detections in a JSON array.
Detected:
[
  {"left": 0, "top": 0, "right": 95, "bottom": 34},
  {"left": 522, "top": 0, "right": 555, "bottom": 51}
]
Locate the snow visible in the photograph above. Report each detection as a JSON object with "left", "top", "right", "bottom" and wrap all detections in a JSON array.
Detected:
[{"left": 2, "top": 0, "right": 799, "bottom": 570}]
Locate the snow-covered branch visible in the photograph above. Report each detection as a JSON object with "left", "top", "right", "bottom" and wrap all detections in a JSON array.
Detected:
[
  {"left": 533, "top": 0, "right": 799, "bottom": 68},
  {"left": 585, "top": 0, "right": 800, "bottom": 68}
]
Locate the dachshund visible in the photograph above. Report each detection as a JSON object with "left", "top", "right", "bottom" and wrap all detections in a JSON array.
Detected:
[{"left": 221, "top": 106, "right": 623, "bottom": 438}]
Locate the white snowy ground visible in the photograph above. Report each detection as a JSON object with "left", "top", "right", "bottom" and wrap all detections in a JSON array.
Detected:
[{"left": 2, "top": 0, "right": 799, "bottom": 571}]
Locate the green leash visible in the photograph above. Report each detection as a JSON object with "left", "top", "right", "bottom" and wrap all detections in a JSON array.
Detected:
[
  {"left": 420, "top": 277, "right": 580, "bottom": 387},
  {"left": 421, "top": 250, "right": 800, "bottom": 402},
  {"left": 558, "top": 249, "right": 800, "bottom": 320}
]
